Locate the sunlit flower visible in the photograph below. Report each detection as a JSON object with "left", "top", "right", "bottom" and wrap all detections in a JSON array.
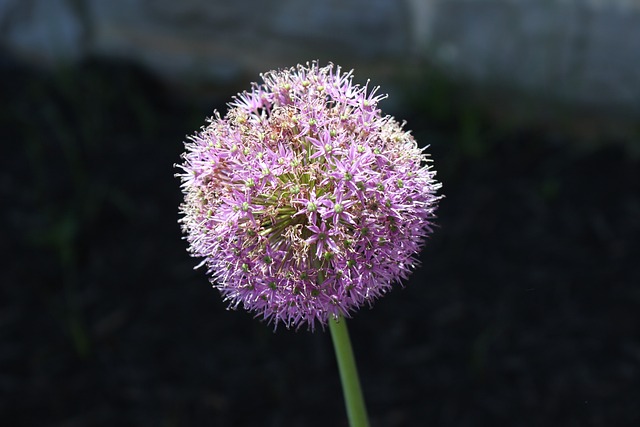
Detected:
[{"left": 177, "top": 61, "right": 441, "bottom": 330}]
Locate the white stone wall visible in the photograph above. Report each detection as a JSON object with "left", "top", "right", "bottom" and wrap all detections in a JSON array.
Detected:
[
  {"left": 426, "top": 0, "right": 640, "bottom": 111},
  {"left": 2, "top": 0, "right": 640, "bottom": 111}
]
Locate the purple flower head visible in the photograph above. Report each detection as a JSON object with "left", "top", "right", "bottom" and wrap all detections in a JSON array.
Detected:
[{"left": 177, "top": 61, "right": 441, "bottom": 330}]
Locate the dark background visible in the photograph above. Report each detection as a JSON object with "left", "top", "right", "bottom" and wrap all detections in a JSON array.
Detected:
[{"left": 2, "top": 52, "right": 639, "bottom": 426}]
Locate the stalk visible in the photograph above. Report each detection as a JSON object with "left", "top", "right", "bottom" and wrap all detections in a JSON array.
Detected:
[{"left": 329, "top": 316, "right": 370, "bottom": 427}]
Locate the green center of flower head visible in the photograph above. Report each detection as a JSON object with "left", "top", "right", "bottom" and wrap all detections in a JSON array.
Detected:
[{"left": 178, "top": 61, "right": 441, "bottom": 330}]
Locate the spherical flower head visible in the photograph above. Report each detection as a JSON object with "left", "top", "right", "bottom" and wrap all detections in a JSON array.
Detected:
[{"left": 177, "top": 61, "right": 441, "bottom": 330}]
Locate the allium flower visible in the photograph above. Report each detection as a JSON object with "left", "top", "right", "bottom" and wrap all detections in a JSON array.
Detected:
[{"left": 177, "top": 61, "right": 441, "bottom": 330}]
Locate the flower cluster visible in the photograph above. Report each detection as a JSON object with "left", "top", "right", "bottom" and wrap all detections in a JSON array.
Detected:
[{"left": 177, "top": 61, "right": 441, "bottom": 330}]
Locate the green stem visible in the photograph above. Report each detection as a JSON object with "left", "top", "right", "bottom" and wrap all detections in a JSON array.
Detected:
[{"left": 329, "top": 315, "right": 370, "bottom": 427}]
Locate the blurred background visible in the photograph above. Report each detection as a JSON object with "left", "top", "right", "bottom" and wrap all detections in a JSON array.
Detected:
[{"left": 2, "top": 0, "right": 639, "bottom": 425}]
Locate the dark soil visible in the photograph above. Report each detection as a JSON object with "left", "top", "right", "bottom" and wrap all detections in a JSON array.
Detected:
[{"left": 2, "top": 57, "right": 639, "bottom": 426}]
